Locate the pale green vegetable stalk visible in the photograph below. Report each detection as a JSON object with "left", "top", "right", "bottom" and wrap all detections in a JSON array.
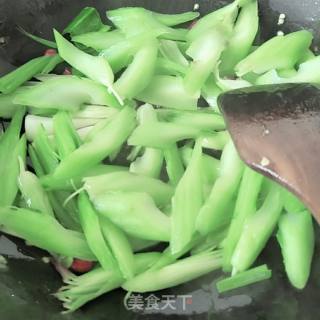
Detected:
[
  {"left": 219, "top": 0, "right": 259, "bottom": 76},
  {"left": 129, "top": 104, "right": 163, "bottom": 178},
  {"left": 114, "top": 39, "right": 158, "bottom": 99},
  {"left": 159, "top": 39, "right": 189, "bottom": 67},
  {"left": 54, "top": 30, "right": 121, "bottom": 104},
  {"left": 55, "top": 252, "right": 161, "bottom": 313},
  {"left": 235, "top": 30, "right": 313, "bottom": 76},
  {"left": 163, "top": 144, "right": 184, "bottom": 186},
  {"left": 136, "top": 75, "right": 200, "bottom": 110},
  {"left": 47, "top": 106, "right": 136, "bottom": 180},
  {"left": 122, "top": 250, "right": 223, "bottom": 292},
  {"left": 231, "top": 184, "right": 283, "bottom": 274},
  {"left": 196, "top": 140, "right": 244, "bottom": 235},
  {"left": 201, "top": 131, "right": 230, "bottom": 150},
  {"left": 100, "top": 217, "right": 135, "bottom": 279},
  {"left": 0, "top": 207, "right": 95, "bottom": 260},
  {"left": 128, "top": 121, "right": 202, "bottom": 148},
  {"left": 277, "top": 210, "right": 314, "bottom": 289},
  {"left": 0, "top": 108, "right": 26, "bottom": 206},
  {"left": 282, "top": 189, "right": 305, "bottom": 213},
  {"left": 84, "top": 171, "right": 173, "bottom": 207},
  {"left": 170, "top": 140, "right": 204, "bottom": 254},
  {"left": 77, "top": 193, "right": 117, "bottom": 271},
  {"left": 90, "top": 191, "right": 171, "bottom": 242},
  {"left": 217, "top": 264, "right": 272, "bottom": 293},
  {"left": 18, "top": 158, "right": 54, "bottom": 216},
  {"left": 184, "top": 26, "right": 228, "bottom": 94},
  {"left": 187, "top": 1, "right": 238, "bottom": 41},
  {"left": 223, "top": 167, "right": 264, "bottom": 271}
]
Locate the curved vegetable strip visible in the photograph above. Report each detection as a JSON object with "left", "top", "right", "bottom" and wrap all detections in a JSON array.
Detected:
[
  {"left": 107, "top": 7, "right": 187, "bottom": 40},
  {"left": 153, "top": 11, "right": 200, "bottom": 26},
  {"left": 187, "top": 1, "right": 238, "bottom": 42},
  {"left": 256, "top": 56, "right": 320, "bottom": 85},
  {"left": 100, "top": 217, "right": 135, "bottom": 279},
  {"left": 53, "top": 111, "right": 81, "bottom": 159},
  {"left": 191, "top": 229, "right": 227, "bottom": 255},
  {"left": 0, "top": 56, "right": 52, "bottom": 94},
  {"left": 223, "top": 167, "right": 264, "bottom": 271},
  {"left": 0, "top": 108, "right": 26, "bottom": 206},
  {"left": 18, "top": 27, "right": 57, "bottom": 48},
  {"left": 164, "top": 144, "right": 185, "bottom": 186},
  {"left": 277, "top": 210, "right": 314, "bottom": 289},
  {"left": 128, "top": 121, "right": 202, "bottom": 148},
  {"left": 184, "top": 27, "right": 227, "bottom": 94},
  {"left": 54, "top": 30, "right": 120, "bottom": 103},
  {"left": 217, "top": 264, "right": 272, "bottom": 293},
  {"left": 115, "top": 40, "right": 158, "bottom": 99},
  {"left": 196, "top": 140, "right": 244, "bottom": 235},
  {"left": 41, "top": 54, "right": 64, "bottom": 74},
  {"left": 235, "top": 30, "right": 313, "bottom": 76},
  {"left": 77, "top": 193, "right": 117, "bottom": 271},
  {"left": 91, "top": 191, "right": 171, "bottom": 242},
  {"left": 32, "top": 126, "right": 59, "bottom": 174},
  {"left": 63, "top": 7, "right": 107, "bottom": 36},
  {"left": 18, "top": 158, "right": 54, "bottom": 216},
  {"left": 55, "top": 252, "right": 161, "bottom": 312},
  {"left": 28, "top": 144, "right": 45, "bottom": 177},
  {"left": 122, "top": 250, "right": 222, "bottom": 292},
  {"left": 0, "top": 91, "right": 22, "bottom": 119},
  {"left": 155, "top": 57, "right": 188, "bottom": 76},
  {"left": 130, "top": 105, "right": 163, "bottom": 178},
  {"left": 41, "top": 164, "right": 127, "bottom": 191},
  {"left": 48, "top": 106, "right": 136, "bottom": 180},
  {"left": 159, "top": 39, "right": 189, "bottom": 67},
  {"left": 136, "top": 75, "right": 200, "bottom": 110},
  {"left": 0, "top": 207, "right": 95, "bottom": 260},
  {"left": 201, "top": 131, "right": 230, "bottom": 150},
  {"left": 180, "top": 145, "right": 220, "bottom": 186},
  {"left": 219, "top": 0, "right": 259, "bottom": 76},
  {"left": 14, "top": 76, "right": 121, "bottom": 111},
  {"left": 231, "top": 184, "right": 283, "bottom": 274},
  {"left": 72, "top": 30, "right": 124, "bottom": 51},
  {"left": 170, "top": 141, "right": 203, "bottom": 254},
  {"left": 282, "top": 189, "right": 305, "bottom": 213},
  {"left": 157, "top": 108, "right": 225, "bottom": 131},
  {"left": 84, "top": 171, "right": 173, "bottom": 207}
]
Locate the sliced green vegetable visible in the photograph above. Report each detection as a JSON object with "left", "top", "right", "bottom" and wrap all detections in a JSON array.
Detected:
[
  {"left": 0, "top": 207, "right": 95, "bottom": 260},
  {"left": 236, "top": 30, "right": 313, "bottom": 76},
  {"left": 185, "top": 26, "right": 228, "bottom": 94},
  {"left": 136, "top": 75, "right": 200, "bottom": 110},
  {"left": 217, "top": 264, "right": 272, "bottom": 293},
  {"left": 0, "top": 56, "right": 52, "bottom": 94},
  {"left": 14, "top": 76, "right": 121, "bottom": 111},
  {"left": 223, "top": 167, "right": 264, "bottom": 271},
  {"left": 159, "top": 39, "right": 189, "bottom": 67},
  {"left": 72, "top": 29, "right": 124, "bottom": 51},
  {"left": 277, "top": 210, "right": 314, "bottom": 289},
  {"left": 153, "top": 11, "right": 200, "bottom": 26},
  {"left": 219, "top": 0, "right": 259, "bottom": 76},
  {"left": 164, "top": 144, "right": 185, "bottom": 186},
  {"left": 18, "top": 26, "right": 57, "bottom": 48},
  {"left": 122, "top": 250, "right": 222, "bottom": 292},
  {"left": 54, "top": 30, "right": 120, "bottom": 102},
  {"left": 170, "top": 141, "right": 204, "bottom": 254},
  {"left": 100, "top": 217, "right": 135, "bottom": 279},
  {"left": 41, "top": 54, "right": 64, "bottom": 74},
  {"left": 84, "top": 171, "right": 173, "bottom": 208},
  {"left": 77, "top": 193, "right": 117, "bottom": 270},
  {"left": 47, "top": 106, "right": 136, "bottom": 180},
  {"left": 231, "top": 184, "right": 283, "bottom": 274},
  {"left": 18, "top": 158, "right": 54, "bottom": 216},
  {"left": 114, "top": 39, "right": 158, "bottom": 99},
  {"left": 91, "top": 191, "right": 171, "bottom": 242},
  {"left": 63, "top": 7, "right": 107, "bottom": 36},
  {"left": 196, "top": 140, "right": 244, "bottom": 235},
  {"left": 282, "top": 189, "right": 305, "bottom": 213}
]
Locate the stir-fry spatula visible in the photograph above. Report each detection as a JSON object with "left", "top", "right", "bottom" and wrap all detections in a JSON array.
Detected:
[{"left": 218, "top": 83, "right": 320, "bottom": 222}]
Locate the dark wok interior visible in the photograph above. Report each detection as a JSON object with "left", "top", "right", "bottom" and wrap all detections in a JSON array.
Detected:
[{"left": 0, "top": 0, "right": 320, "bottom": 319}]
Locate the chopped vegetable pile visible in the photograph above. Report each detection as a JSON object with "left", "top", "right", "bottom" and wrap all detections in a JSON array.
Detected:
[{"left": 0, "top": 0, "right": 317, "bottom": 313}]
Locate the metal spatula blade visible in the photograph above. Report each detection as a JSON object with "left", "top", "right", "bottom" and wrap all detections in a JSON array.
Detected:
[{"left": 218, "top": 83, "right": 320, "bottom": 222}]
